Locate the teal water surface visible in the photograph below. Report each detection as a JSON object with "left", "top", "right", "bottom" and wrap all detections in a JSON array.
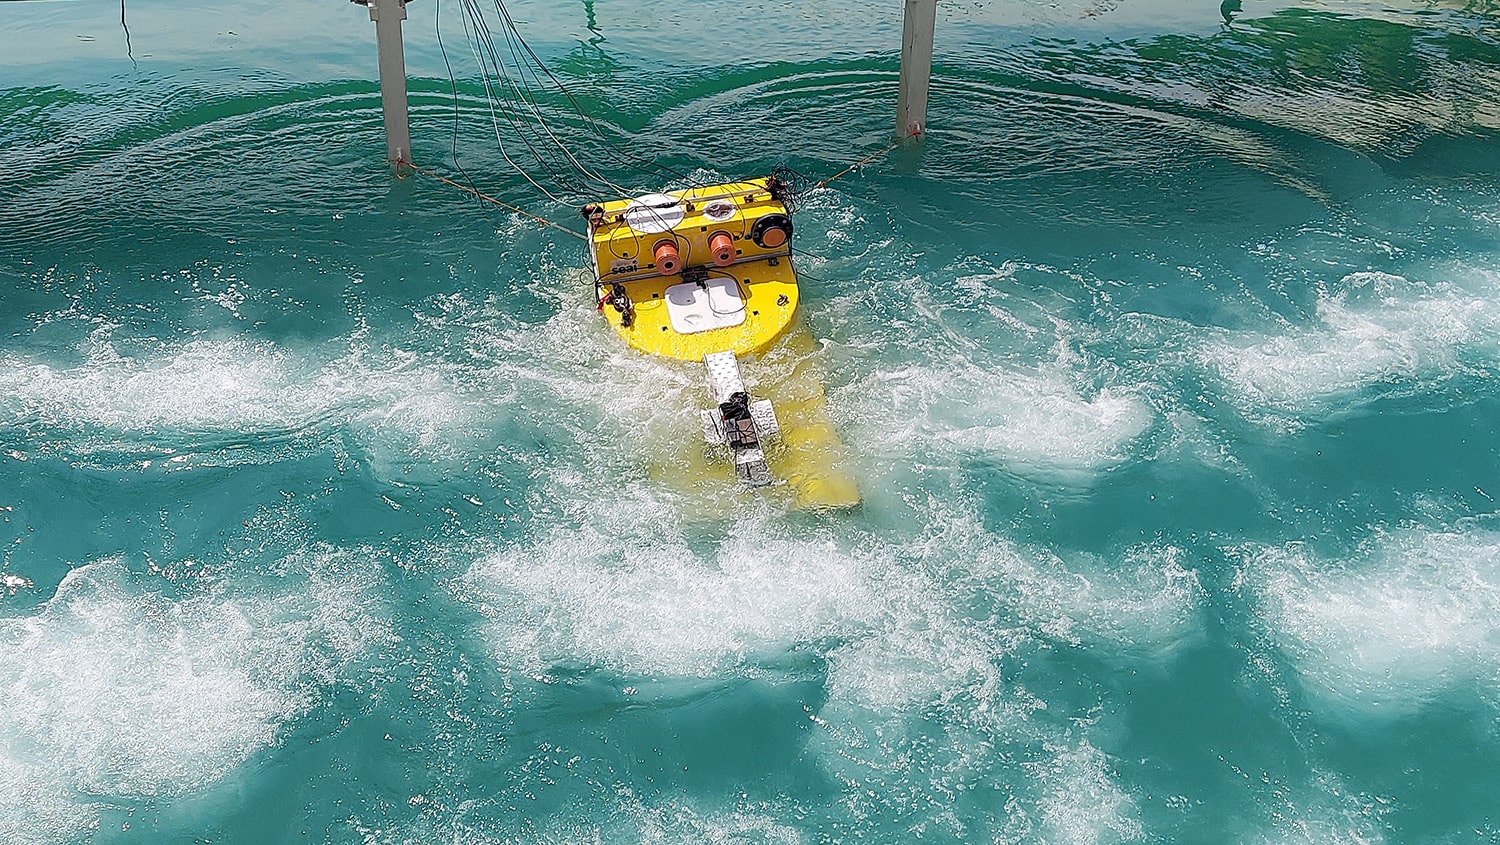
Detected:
[{"left": 4, "top": 0, "right": 1500, "bottom": 842}]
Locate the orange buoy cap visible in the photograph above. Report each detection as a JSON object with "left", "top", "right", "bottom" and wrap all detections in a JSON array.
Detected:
[
  {"left": 751, "top": 213, "right": 793, "bottom": 249},
  {"left": 709, "top": 231, "right": 735, "bottom": 267},
  {"left": 653, "top": 238, "right": 681, "bottom": 275}
]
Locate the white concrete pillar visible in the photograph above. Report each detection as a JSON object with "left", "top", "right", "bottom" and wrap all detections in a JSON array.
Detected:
[
  {"left": 369, "top": 0, "right": 411, "bottom": 166},
  {"left": 896, "top": 0, "right": 936, "bottom": 141}
]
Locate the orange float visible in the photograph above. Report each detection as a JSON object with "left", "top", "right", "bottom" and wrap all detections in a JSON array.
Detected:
[
  {"left": 709, "top": 231, "right": 735, "bottom": 266},
  {"left": 653, "top": 238, "right": 681, "bottom": 274}
]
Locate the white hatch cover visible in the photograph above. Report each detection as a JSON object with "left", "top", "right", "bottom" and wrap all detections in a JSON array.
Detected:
[
  {"left": 702, "top": 199, "right": 736, "bottom": 222},
  {"left": 665, "top": 277, "right": 745, "bottom": 334},
  {"left": 622, "top": 193, "right": 685, "bottom": 234}
]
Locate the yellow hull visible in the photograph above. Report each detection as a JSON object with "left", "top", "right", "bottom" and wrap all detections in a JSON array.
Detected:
[
  {"left": 647, "top": 325, "right": 860, "bottom": 513},
  {"left": 585, "top": 177, "right": 859, "bottom": 509},
  {"left": 756, "top": 325, "right": 861, "bottom": 510}
]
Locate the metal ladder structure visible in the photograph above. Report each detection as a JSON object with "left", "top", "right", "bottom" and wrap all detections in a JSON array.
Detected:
[{"left": 698, "top": 351, "right": 781, "bottom": 486}]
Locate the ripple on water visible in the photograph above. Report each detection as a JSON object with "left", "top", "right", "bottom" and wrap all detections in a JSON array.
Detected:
[{"left": 0, "top": 84, "right": 385, "bottom": 252}]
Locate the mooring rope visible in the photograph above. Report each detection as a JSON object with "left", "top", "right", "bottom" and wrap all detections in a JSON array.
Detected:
[
  {"left": 400, "top": 158, "right": 587, "bottom": 240},
  {"left": 814, "top": 136, "right": 907, "bottom": 190}
]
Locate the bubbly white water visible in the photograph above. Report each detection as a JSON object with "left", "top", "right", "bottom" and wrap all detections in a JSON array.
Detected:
[
  {"left": 1202, "top": 270, "right": 1500, "bottom": 428},
  {"left": 1243, "top": 524, "right": 1500, "bottom": 719},
  {"left": 844, "top": 358, "right": 1153, "bottom": 476},
  {"left": 0, "top": 338, "right": 469, "bottom": 439},
  {"left": 0, "top": 553, "right": 391, "bottom": 841}
]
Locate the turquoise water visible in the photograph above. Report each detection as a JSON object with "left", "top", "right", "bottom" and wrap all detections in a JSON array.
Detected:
[{"left": 3, "top": 0, "right": 1500, "bottom": 841}]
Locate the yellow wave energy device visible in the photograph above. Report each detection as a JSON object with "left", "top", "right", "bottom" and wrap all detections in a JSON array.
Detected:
[{"left": 585, "top": 176, "right": 859, "bottom": 508}]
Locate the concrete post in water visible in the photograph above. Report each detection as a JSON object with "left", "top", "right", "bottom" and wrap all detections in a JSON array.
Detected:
[
  {"left": 896, "top": 0, "right": 936, "bottom": 142},
  {"left": 366, "top": 0, "right": 412, "bottom": 166}
]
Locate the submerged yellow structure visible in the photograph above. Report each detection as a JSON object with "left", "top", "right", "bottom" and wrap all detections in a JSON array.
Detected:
[{"left": 585, "top": 177, "right": 859, "bottom": 509}]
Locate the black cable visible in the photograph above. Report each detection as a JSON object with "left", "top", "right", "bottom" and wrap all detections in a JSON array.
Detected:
[
  {"left": 465, "top": 0, "right": 717, "bottom": 203},
  {"left": 443, "top": 1, "right": 838, "bottom": 214},
  {"left": 121, "top": 0, "right": 137, "bottom": 68},
  {"left": 703, "top": 268, "right": 749, "bottom": 316},
  {"left": 477, "top": 1, "right": 587, "bottom": 193},
  {"left": 464, "top": 0, "right": 614, "bottom": 200},
  {"left": 463, "top": 0, "right": 581, "bottom": 201},
  {"left": 490, "top": 0, "right": 633, "bottom": 197},
  {"left": 435, "top": 0, "right": 486, "bottom": 209}
]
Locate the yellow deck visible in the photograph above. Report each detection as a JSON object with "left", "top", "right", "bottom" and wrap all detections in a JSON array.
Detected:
[{"left": 597, "top": 259, "right": 800, "bottom": 360}]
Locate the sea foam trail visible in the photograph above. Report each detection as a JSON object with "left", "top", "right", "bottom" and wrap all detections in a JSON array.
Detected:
[
  {"left": 0, "top": 553, "right": 390, "bottom": 842},
  {"left": 461, "top": 501, "right": 886, "bottom": 679},
  {"left": 1030, "top": 742, "right": 1145, "bottom": 845},
  {"left": 1236, "top": 767, "right": 1387, "bottom": 845},
  {"left": 463, "top": 494, "right": 1201, "bottom": 686},
  {"left": 348, "top": 799, "right": 804, "bottom": 845},
  {"left": 350, "top": 742, "right": 1145, "bottom": 845},
  {"left": 846, "top": 360, "right": 1146, "bottom": 468},
  {"left": 461, "top": 492, "right": 1196, "bottom": 841},
  {"left": 839, "top": 357, "right": 1152, "bottom": 478},
  {"left": 0, "top": 337, "right": 476, "bottom": 465},
  {"left": 1200, "top": 271, "right": 1500, "bottom": 426},
  {"left": 1242, "top": 524, "right": 1500, "bottom": 719}
]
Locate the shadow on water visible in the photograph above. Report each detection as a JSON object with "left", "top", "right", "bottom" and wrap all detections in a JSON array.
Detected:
[
  {"left": 522, "top": 655, "right": 834, "bottom": 795},
  {"left": 128, "top": 648, "right": 838, "bottom": 844}
]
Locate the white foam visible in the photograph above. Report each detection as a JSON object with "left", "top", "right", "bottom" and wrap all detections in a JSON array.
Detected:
[
  {"left": 1028, "top": 742, "right": 1144, "bottom": 845},
  {"left": 1003, "top": 544, "right": 1204, "bottom": 655},
  {"left": 826, "top": 537, "right": 1201, "bottom": 715},
  {"left": 842, "top": 358, "right": 1151, "bottom": 476},
  {"left": 1201, "top": 271, "right": 1500, "bottom": 425},
  {"left": 0, "top": 554, "right": 390, "bottom": 841},
  {"left": 0, "top": 280, "right": 712, "bottom": 480},
  {"left": 426, "top": 280, "right": 706, "bottom": 475},
  {"left": 1249, "top": 814, "right": 1386, "bottom": 845},
  {"left": 0, "top": 337, "right": 477, "bottom": 463},
  {"left": 463, "top": 514, "right": 880, "bottom": 678},
  {"left": 1239, "top": 770, "right": 1386, "bottom": 845},
  {"left": 1244, "top": 525, "right": 1500, "bottom": 717},
  {"left": 1, "top": 338, "right": 299, "bottom": 430},
  {"left": 348, "top": 798, "right": 803, "bottom": 845},
  {"left": 628, "top": 804, "right": 802, "bottom": 845},
  {"left": 465, "top": 493, "right": 1199, "bottom": 704},
  {"left": 460, "top": 492, "right": 1186, "bottom": 843}
]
